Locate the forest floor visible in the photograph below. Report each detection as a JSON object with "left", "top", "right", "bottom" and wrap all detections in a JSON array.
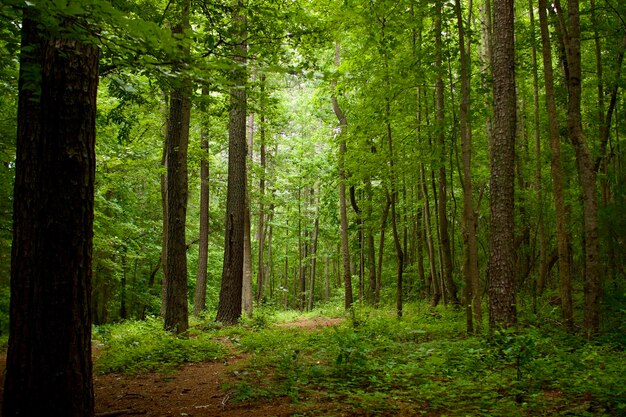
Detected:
[
  {"left": 0, "top": 308, "right": 623, "bottom": 417},
  {"left": 94, "top": 317, "right": 344, "bottom": 417}
]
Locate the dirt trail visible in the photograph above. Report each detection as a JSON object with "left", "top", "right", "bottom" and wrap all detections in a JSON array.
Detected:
[
  {"left": 0, "top": 318, "right": 342, "bottom": 416},
  {"left": 94, "top": 317, "right": 343, "bottom": 417}
]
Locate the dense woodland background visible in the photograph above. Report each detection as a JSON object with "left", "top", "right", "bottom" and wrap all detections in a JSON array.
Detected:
[
  {"left": 1, "top": 0, "right": 626, "bottom": 332},
  {"left": 0, "top": 0, "right": 625, "bottom": 414}
]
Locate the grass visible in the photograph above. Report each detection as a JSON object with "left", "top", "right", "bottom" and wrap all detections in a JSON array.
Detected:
[{"left": 93, "top": 301, "right": 626, "bottom": 416}]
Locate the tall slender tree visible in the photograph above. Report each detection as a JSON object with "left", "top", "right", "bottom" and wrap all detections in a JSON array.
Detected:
[
  {"left": 194, "top": 88, "right": 210, "bottom": 317},
  {"left": 331, "top": 42, "right": 353, "bottom": 310},
  {"left": 434, "top": 0, "right": 458, "bottom": 306},
  {"left": 216, "top": 0, "right": 248, "bottom": 325},
  {"left": 455, "top": 0, "right": 482, "bottom": 332},
  {"left": 555, "top": 0, "right": 601, "bottom": 336},
  {"left": 538, "top": 0, "right": 573, "bottom": 328},
  {"left": 164, "top": 0, "right": 192, "bottom": 334},
  {"left": 488, "top": 0, "right": 517, "bottom": 329}
]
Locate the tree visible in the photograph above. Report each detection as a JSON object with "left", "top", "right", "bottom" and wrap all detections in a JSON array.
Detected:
[
  {"left": 194, "top": 88, "right": 210, "bottom": 317},
  {"left": 488, "top": 0, "right": 517, "bottom": 329},
  {"left": 331, "top": 43, "right": 353, "bottom": 310},
  {"left": 454, "top": 0, "right": 482, "bottom": 332},
  {"left": 537, "top": 0, "right": 573, "bottom": 328},
  {"left": 556, "top": 0, "right": 601, "bottom": 336},
  {"left": 164, "top": 0, "right": 191, "bottom": 334},
  {"left": 4, "top": 9, "right": 99, "bottom": 416},
  {"left": 216, "top": 0, "right": 247, "bottom": 325},
  {"left": 434, "top": 0, "right": 458, "bottom": 306}
]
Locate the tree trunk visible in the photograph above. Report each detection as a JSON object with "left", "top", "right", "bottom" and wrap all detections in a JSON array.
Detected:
[
  {"left": 557, "top": 0, "right": 601, "bottom": 336},
  {"left": 480, "top": 0, "right": 493, "bottom": 147},
  {"left": 455, "top": 0, "right": 481, "bottom": 332},
  {"left": 365, "top": 180, "right": 377, "bottom": 304},
  {"left": 256, "top": 76, "right": 267, "bottom": 304},
  {"left": 160, "top": 99, "right": 169, "bottom": 318},
  {"left": 538, "top": 0, "right": 573, "bottom": 327},
  {"left": 194, "top": 93, "right": 210, "bottom": 316},
  {"left": 528, "top": 0, "right": 547, "bottom": 303},
  {"left": 216, "top": 0, "right": 247, "bottom": 325},
  {"left": 164, "top": 0, "right": 191, "bottom": 335},
  {"left": 350, "top": 186, "right": 365, "bottom": 302},
  {"left": 4, "top": 14, "right": 98, "bottom": 416},
  {"left": 431, "top": 169, "right": 445, "bottom": 305},
  {"left": 242, "top": 110, "right": 254, "bottom": 317},
  {"left": 331, "top": 43, "right": 353, "bottom": 310},
  {"left": 308, "top": 188, "right": 320, "bottom": 311},
  {"left": 435, "top": 0, "right": 459, "bottom": 306},
  {"left": 421, "top": 165, "right": 439, "bottom": 305},
  {"left": 376, "top": 198, "right": 391, "bottom": 306},
  {"left": 489, "top": 0, "right": 517, "bottom": 329},
  {"left": 298, "top": 188, "right": 307, "bottom": 311}
]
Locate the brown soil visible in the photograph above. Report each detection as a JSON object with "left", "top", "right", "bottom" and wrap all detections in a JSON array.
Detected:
[
  {"left": 94, "top": 318, "right": 344, "bottom": 416},
  {"left": 94, "top": 356, "right": 294, "bottom": 417}
]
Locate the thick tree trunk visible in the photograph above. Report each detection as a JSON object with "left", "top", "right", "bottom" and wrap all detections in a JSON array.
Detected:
[
  {"left": 4, "top": 14, "right": 99, "bottom": 416},
  {"left": 538, "top": 0, "right": 573, "bottom": 327},
  {"left": 489, "top": 0, "right": 517, "bottom": 329},
  {"left": 216, "top": 0, "right": 247, "bottom": 325},
  {"left": 164, "top": 0, "right": 191, "bottom": 334}
]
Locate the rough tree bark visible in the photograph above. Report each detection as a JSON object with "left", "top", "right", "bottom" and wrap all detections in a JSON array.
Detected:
[
  {"left": 4, "top": 13, "right": 99, "bottom": 416},
  {"left": 164, "top": 0, "right": 192, "bottom": 334},
  {"left": 489, "top": 0, "right": 518, "bottom": 329},
  {"left": 216, "top": 0, "right": 247, "bottom": 325}
]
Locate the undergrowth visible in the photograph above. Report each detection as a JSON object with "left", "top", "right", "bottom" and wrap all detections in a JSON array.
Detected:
[
  {"left": 227, "top": 302, "right": 626, "bottom": 416},
  {"left": 92, "top": 301, "right": 625, "bottom": 416},
  {"left": 93, "top": 316, "right": 227, "bottom": 374}
]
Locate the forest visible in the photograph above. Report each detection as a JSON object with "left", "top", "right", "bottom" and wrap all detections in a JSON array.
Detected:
[{"left": 0, "top": 0, "right": 625, "bottom": 415}]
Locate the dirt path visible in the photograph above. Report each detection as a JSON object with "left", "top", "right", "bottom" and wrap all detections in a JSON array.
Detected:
[
  {"left": 95, "top": 352, "right": 293, "bottom": 417},
  {"left": 0, "top": 318, "right": 343, "bottom": 416},
  {"left": 94, "top": 317, "right": 343, "bottom": 417}
]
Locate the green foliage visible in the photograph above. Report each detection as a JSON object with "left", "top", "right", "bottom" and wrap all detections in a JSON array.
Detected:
[
  {"left": 94, "top": 317, "right": 227, "bottom": 374},
  {"left": 225, "top": 301, "right": 626, "bottom": 416}
]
